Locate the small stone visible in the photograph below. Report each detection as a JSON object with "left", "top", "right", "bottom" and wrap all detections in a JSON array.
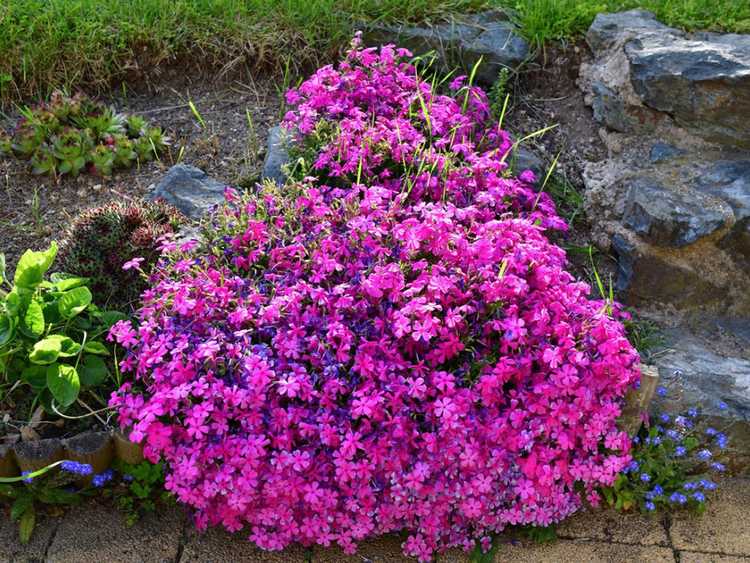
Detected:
[
  {"left": 649, "top": 142, "right": 685, "bottom": 163},
  {"left": 260, "top": 126, "right": 290, "bottom": 186},
  {"left": 148, "top": 164, "right": 228, "bottom": 220}
]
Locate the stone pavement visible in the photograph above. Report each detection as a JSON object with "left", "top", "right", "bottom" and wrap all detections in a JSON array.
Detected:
[{"left": 3, "top": 479, "right": 749, "bottom": 563}]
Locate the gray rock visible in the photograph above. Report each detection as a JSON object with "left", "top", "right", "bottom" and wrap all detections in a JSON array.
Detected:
[
  {"left": 649, "top": 142, "right": 685, "bottom": 163},
  {"left": 611, "top": 232, "right": 723, "bottom": 309},
  {"left": 626, "top": 32, "right": 750, "bottom": 148},
  {"left": 623, "top": 177, "right": 732, "bottom": 247},
  {"left": 654, "top": 330, "right": 750, "bottom": 421},
  {"left": 586, "top": 9, "right": 677, "bottom": 54},
  {"left": 695, "top": 160, "right": 750, "bottom": 222},
  {"left": 364, "top": 11, "right": 528, "bottom": 85},
  {"left": 509, "top": 146, "right": 545, "bottom": 184},
  {"left": 652, "top": 330, "right": 750, "bottom": 470},
  {"left": 695, "top": 160, "right": 750, "bottom": 270},
  {"left": 261, "top": 126, "right": 290, "bottom": 185},
  {"left": 149, "top": 164, "right": 227, "bottom": 220}
]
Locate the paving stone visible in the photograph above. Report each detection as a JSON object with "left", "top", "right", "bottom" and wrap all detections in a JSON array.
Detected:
[
  {"left": 313, "top": 534, "right": 412, "bottom": 562},
  {"left": 0, "top": 511, "right": 58, "bottom": 563},
  {"left": 181, "top": 527, "right": 309, "bottom": 562},
  {"left": 491, "top": 539, "right": 675, "bottom": 562},
  {"left": 46, "top": 502, "right": 183, "bottom": 563},
  {"left": 557, "top": 508, "right": 669, "bottom": 546},
  {"left": 671, "top": 479, "right": 750, "bottom": 556},
  {"left": 680, "top": 552, "right": 750, "bottom": 563}
]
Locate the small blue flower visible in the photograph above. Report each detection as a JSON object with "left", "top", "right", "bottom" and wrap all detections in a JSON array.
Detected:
[
  {"left": 122, "top": 474, "right": 134, "bottom": 482},
  {"left": 699, "top": 480, "right": 718, "bottom": 491},
  {"left": 659, "top": 414, "right": 671, "bottom": 423},
  {"left": 683, "top": 482, "right": 698, "bottom": 491},
  {"left": 656, "top": 386, "right": 667, "bottom": 397},
  {"left": 626, "top": 460, "right": 640, "bottom": 473},
  {"left": 652, "top": 485, "right": 664, "bottom": 496},
  {"left": 633, "top": 436, "right": 641, "bottom": 445},
  {"left": 687, "top": 408, "right": 698, "bottom": 418},
  {"left": 92, "top": 469, "right": 114, "bottom": 488},
  {"left": 640, "top": 473, "right": 651, "bottom": 483},
  {"left": 710, "top": 462, "right": 726, "bottom": 473},
  {"left": 716, "top": 433, "right": 728, "bottom": 449},
  {"left": 675, "top": 446, "right": 687, "bottom": 457},
  {"left": 697, "top": 449, "right": 712, "bottom": 461},
  {"left": 652, "top": 436, "right": 662, "bottom": 446},
  {"left": 692, "top": 492, "right": 706, "bottom": 503},
  {"left": 21, "top": 471, "right": 33, "bottom": 483},
  {"left": 666, "top": 430, "right": 680, "bottom": 440},
  {"left": 60, "top": 461, "right": 93, "bottom": 476},
  {"left": 717, "top": 401, "right": 728, "bottom": 410},
  {"left": 645, "top": 501, "right": 656, "bottom": 511},
  {"left": 705, "top": 427, "right": 717, "bottom": 436},
  {"left": 670, "top": 492, "right": 688, "bottom": 505},
  {"left": 675, "top": 416, "right": 689, "bottom": 428}
]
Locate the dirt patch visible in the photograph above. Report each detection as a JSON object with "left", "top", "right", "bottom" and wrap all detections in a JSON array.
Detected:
[{"left": 0, "top": 76, "right": 281, "bottom": 270}]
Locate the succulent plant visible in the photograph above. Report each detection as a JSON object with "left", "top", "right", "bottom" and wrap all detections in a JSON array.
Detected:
[
  {"left": 58, "top": 200, "right": 184, "bottom": 310},
  {"left": 1, "top": 90, "right": 168, "bottom": 178}
]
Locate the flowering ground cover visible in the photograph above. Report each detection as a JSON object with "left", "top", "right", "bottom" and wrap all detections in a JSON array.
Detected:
[{"left": 107, "top": 38, "right": 642, "bottom": 560}]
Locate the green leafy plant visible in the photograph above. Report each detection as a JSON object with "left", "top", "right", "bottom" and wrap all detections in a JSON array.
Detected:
[
  {"left": 0, "top": 460, "right": 89, "bottom": 544},
  {"left": 58, "top": 200, "right": 184, "bottom": 311},
  {"left": 109, "top": 459, "right": 172, "bottom": 526},
  {"left": 0, "top": 91, "right": 169, "bottom": 178},
  {"left": 601, "top": 396, "right": 730, "bottom": 514},
  {"left": 0, "top": 243, "right": 126, "bottom": 416}
]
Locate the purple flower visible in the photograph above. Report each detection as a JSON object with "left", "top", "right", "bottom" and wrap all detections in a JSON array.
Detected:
[
  {"left": 670, "top": 492, "right": 688, "bottom": 505},
  {"left": 122, "top": 257, "right": 145, "bottom": 271},
  {"left": 92, "top": 469, "right": 114, "bottom": 488},
  {"left": 640, "top": 473, "right": 651, "bottom": 483},
  {"left": 645, "top": 501, "right": 656, "bottom": 511},
  {"left": 60, "top": 460, "right": 93, "bottom": 476},
  {"left": 699, "top": 480, "right": 718, "bottom": 491},
  {"left": 697, "top": 449, "right": 712, "bottom": 461},
  {"left": 674, "top": 446, "right": 687, "bottom": 457},
  {"left": 692, "top": 492, "right": 706, "bottom": 503},
  {"left": 710, "top": 462, "right": 726, "bottom": 473}
]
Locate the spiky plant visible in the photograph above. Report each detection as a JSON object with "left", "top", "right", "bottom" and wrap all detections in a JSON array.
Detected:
[{"left": 58, "top": 200, "right": 184, "bottom": 310}]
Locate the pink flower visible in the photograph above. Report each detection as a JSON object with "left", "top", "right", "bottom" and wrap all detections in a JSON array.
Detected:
[{"left": 122, "top": 257, "right": 144, "bottom": 271}]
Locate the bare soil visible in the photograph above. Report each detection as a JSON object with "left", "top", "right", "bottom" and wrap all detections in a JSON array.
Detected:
[{"left": 0, "top": 76, "right": 281, "bottom": 269}]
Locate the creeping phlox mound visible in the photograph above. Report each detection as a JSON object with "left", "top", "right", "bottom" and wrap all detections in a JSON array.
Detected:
[{"left": 109, "top": 38, "right": 640, "bottom": 561}]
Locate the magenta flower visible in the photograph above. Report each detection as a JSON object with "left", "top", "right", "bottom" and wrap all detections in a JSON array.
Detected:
[{"left": 110, "top": 38, "right": 640, "bottom": 562}]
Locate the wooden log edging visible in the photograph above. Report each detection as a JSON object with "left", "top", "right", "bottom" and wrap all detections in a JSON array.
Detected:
[
  {"left": 2, "top": 429, "right": 144, "bottom": 479},
  {"left": 619, "top": 364, "right": 660, "bottom": 436}
]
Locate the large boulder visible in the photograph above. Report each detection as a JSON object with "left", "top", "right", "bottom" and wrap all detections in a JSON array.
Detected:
[
  {"left": 622, "top": 177, "right": 733, "bottom": 247},
  {"left": 363, "top": 11, "right": 529, "bottom": 85},
  {"left": 582, "top": 10, "right": 750, "bottom": 148},
  {"left": 579, "top": 11, "right": 750, "bottom": 314}
]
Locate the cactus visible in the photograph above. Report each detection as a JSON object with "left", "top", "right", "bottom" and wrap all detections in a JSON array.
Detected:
[{"left": 58, "top": 200, "right": 184, "bottom": 310}]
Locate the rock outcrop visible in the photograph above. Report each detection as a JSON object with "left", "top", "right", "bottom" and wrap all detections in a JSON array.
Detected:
[
  {"left": 362, "top": 11, "right": 529, "bottom": 85},
  {"left": 579, "top": 10, "right": 750, "bottom": 315}
]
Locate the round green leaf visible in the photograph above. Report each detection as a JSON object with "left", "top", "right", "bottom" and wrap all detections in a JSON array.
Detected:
[
  {"left": 79, "top": 355, "right": 109, "bottom": 387},
  {"left": 13, "top": 243, "right": 57, "bottom": 289},
  {"left": 0, "top": 315, "right": 15, "bottom": 347},
  {"left": 21, "top": 365, "right": 47, "bottom": 391},
  {"left": 46, "top": 334, "right": 81, "bottom": 357},
  {"left": 83, "top": 341, "right": 110, "bottom": 356},
  {"left": 29, "top": 337, "right": 62, "bottom": 365},
  {"left": 58, "top": 286, "right": 92, "bottom": 319},
  {"left": 46, "top": 363, "right": 80, "bottom": 408},
  {"left": 20, "top": 299, "right": 45, "bottom": 338}
]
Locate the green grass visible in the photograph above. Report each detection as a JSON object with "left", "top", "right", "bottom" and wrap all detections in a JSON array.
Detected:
[
  {"left": 0, "top": 0, "right": 748, "bottom": 104},
  {"left": 501, "top": 0, "right": 750, "bottom": 46}
]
